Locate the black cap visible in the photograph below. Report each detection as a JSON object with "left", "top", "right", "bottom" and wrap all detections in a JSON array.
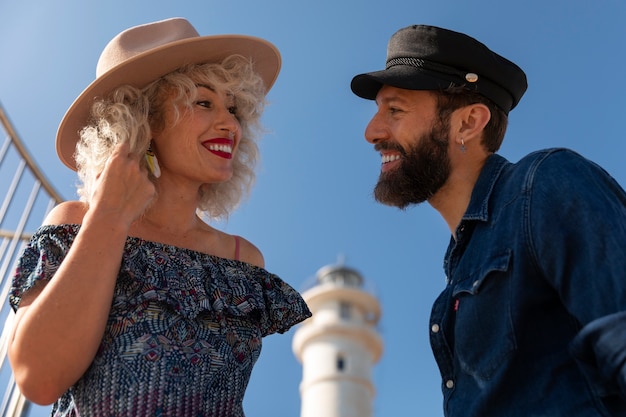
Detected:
[{"left": 351, "top": 25, "right": 528, "bottom": 114}]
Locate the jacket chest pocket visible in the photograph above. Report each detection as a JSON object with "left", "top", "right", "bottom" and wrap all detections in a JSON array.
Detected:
[{"left": 451, "top": 249, "right": 516, "bottom": 380}]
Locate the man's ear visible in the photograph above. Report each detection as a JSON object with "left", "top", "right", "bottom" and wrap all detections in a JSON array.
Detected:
[{"left": 454, "top": 103, "right": 491, "bottom": 142}]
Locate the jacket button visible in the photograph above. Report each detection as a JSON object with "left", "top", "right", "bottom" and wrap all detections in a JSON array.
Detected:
[
  {"left": 431, "top": 323, "right": 440, "bottom": 333},
  {"left": 446, "top": 380, "right": 454, "bottom": 389}
]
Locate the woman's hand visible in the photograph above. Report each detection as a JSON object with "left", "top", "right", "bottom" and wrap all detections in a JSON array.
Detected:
[{"left": 89, "top": 141, "right": 156, "bottom": 228}]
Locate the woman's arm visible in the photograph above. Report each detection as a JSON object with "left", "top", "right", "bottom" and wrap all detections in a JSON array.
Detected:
[{"left": 8, "top": 142, "right": 155, "bottom": 404}]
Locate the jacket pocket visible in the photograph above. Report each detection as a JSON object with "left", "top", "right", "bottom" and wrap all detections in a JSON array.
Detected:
[{"left": 452, "top": 249, "right": 516, "bottom": 380}]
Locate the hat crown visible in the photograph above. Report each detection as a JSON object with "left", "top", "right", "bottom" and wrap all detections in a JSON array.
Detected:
[
  {"left": 387, "top": 25, "right": 511, "bottom": 75},
  {"left": 387, "top": 25, "right": 441, "bottom": 61},
  {"left": 96, "top": 18, "right": 199, "bottom": 77}
]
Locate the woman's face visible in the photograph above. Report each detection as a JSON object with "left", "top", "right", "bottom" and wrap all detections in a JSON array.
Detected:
[{"left": 152, "top": 84, "right": 242, "bottom": 186}]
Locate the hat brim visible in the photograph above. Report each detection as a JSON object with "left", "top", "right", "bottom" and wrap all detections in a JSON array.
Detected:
[
  {"left": 351, "top": 65, "right": 454, "bottom": 100},
  {"left": 57, "top": 35, "right": 281, "bottom": 170}
]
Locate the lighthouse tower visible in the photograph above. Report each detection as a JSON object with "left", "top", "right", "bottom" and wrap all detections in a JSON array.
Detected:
[{"left": 292, "top": 264, "right": 383, "bottom": 417}]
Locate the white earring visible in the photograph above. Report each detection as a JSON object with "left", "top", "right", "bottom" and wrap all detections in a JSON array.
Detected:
[{"left": 145, "top": 144, "right": 161, "bottom": 178}]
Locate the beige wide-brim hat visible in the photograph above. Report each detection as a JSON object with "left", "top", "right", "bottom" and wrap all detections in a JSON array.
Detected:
[{"left": 56, "top": 17, "right": 282, "bottom": 170}]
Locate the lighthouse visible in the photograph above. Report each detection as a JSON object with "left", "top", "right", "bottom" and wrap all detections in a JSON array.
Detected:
[{"left": 292, "top": 264, "right": 383, "bottom": 417}]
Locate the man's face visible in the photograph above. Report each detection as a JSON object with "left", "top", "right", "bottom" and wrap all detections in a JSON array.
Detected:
[{"left": 365, "top": 86, "right": 451, "bottom": 208}]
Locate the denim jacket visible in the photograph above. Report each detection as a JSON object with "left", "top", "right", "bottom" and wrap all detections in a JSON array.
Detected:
[{"left": 429, "top": 149, "right": 626, "bottom": 416}]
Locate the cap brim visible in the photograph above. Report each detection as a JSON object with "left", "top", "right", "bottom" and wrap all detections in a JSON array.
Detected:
[
  {"left": 351, "top": 65, "right": 458, "bottom": 100},
  {"left": 57, "top": 35, "right": 281, "bottom": 170}
]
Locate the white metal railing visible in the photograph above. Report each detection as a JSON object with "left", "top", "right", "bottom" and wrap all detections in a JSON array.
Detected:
[{"left": 0, "top": 102, "right": 64, "bottom": 416}]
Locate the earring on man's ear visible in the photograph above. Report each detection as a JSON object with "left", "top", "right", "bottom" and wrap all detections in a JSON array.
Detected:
[
  {"left": 460, "top": 138, "right": 466, "bottom": 153},
  {"left": 145, "top": 142, "right": 161, "bottom": 178}
]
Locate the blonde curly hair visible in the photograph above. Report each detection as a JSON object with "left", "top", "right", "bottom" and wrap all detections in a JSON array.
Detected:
[{"left": 74, "top": 54, "right": 267, "bottom": 220}]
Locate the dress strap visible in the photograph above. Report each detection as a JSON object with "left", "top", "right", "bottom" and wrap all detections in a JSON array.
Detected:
[{"left": 233, "top": 235, "right": 241, "bottom": 261}]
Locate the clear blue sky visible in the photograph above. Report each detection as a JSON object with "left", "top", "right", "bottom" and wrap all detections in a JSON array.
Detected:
[{"left": 1, "top": 0, "right": 625, "bottom": 416}]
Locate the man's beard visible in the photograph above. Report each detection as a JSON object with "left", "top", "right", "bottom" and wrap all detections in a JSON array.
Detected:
[{"left": 373, "top": 119, "right": 451, "bottom": 209}]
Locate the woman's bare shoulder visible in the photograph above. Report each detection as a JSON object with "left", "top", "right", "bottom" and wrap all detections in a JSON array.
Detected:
[
  {"left": 235, "top": 235, "right": 265, "bottom": 269},
  {"left": 42, "top": 201, "right": 88, "bottom": 226}
]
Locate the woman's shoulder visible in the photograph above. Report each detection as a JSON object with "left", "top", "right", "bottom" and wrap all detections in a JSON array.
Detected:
[
  {"left": 234, "top": 235, "right": 265, "bottom": 268},
  {"left": 43, "top": 201, "right": 88, "bottom": 226}
]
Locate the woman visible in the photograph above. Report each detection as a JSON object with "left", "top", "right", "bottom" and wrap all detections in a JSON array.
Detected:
[{"left": 8, "top": 18, "right": 310, "bottom": 417}]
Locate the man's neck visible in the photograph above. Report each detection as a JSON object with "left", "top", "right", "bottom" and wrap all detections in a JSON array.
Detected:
[{"left": 429, "top": 155, "right": 489, "bottom": 239}]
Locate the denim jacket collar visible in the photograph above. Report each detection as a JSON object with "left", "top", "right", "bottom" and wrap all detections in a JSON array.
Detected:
[{"left": 462, "top": 153, "right": 509, "bottom": 222}]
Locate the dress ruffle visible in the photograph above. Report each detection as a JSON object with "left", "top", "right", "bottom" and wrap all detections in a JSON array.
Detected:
[{"left": 11, "top": 224, "right": 311, "bottom": 336}]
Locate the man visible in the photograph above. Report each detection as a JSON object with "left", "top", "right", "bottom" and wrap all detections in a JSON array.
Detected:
[{"left": 351, "top": 25, "right": 626, "bottom": 416}]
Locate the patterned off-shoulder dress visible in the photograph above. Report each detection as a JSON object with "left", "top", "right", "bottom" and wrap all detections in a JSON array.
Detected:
[{"left": 10, "top": 224, "right": 311, "bottom": 417}]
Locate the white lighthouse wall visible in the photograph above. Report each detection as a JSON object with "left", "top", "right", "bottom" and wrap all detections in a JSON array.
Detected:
[{"left": 300, "top": 336, "right": 375, "bottom": 417}]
